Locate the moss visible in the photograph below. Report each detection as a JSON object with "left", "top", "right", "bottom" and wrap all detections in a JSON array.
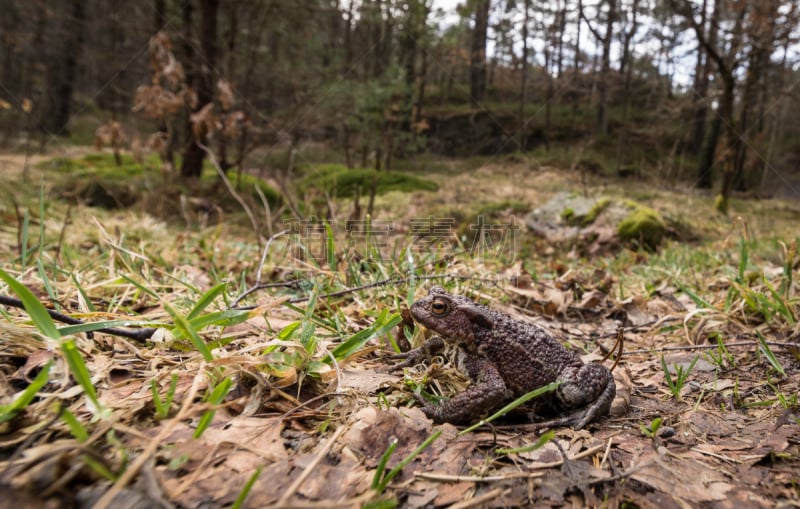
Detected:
[
  {"left": 617, "top": 204, "right": 666, "bottom": 250},
  {"left": 297, "top": 164, "right": 438, "bottom": 199},
  {"left": 560, "top": 207, "right": 575, "bottom": 222},
  {"left": 714, "top": 194, "right": 728, "bottom": 215},
  {"left": 235, "top": 173, "right": 282, "bottom": 207},
  {"left": 42, "top": 152, "right": 283, "bottom": 211},
  {"left": 584, "top": 197, "right": 611, "bottom": 225}
]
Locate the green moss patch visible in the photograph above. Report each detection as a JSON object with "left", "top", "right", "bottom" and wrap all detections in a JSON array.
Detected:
[
  {"left": 617, "top": 204, "right": 666, "bottom": 250},
  {"left": 40, "top": 152, "right": 282, "bottom": 211},
  {"left": 297, "top": 164, "right": 438, "bottom": 199}
]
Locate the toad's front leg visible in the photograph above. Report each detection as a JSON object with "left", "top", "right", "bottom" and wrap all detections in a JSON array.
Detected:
[
  {"left": 389, "top": 336, "right": 446, "bottom": 371},
  {"left": 419, "top": 356, "right": 507, "bottom": 424}
]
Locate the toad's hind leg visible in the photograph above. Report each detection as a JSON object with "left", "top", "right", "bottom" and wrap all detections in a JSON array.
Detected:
[
  {"left": 420, "top": 356, "right": 507, "bottom": 424},
  {"left": 556, "top": 363, "right": 616, "bottom": 430}
]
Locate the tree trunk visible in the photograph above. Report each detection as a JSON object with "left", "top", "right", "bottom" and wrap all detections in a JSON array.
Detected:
[
  {"left": 718, "top": 75, "right": 739, "bottom": 208},
  {"left": 733, "top": 0, "right": 778, "bottom": 191},
  {"left": 689, "top": 0, "right": 711, "bottom": 156},
  {"left": 597, "top": 0, "right": 615, "bottom": 135},
  {"left": 518, "top": 0, "right": 529, "bottom": 148},
  {"left": 470, "top": 0, "right": 490, "bottom": 106},
  {"left": 556, "top": 0, "right": 567, "bottom": 78},
  {"left": 181, "top": 0, "right": 219, "bottom": 179},
  {"left": 42, "top": 0, "right": 87, "bottom": 136}
]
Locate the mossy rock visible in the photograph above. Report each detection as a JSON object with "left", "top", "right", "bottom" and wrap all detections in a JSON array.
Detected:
[
  {"left": 617, "top": 205, "right": 666, "bottom": 250},
  {"left": 296, "top": 164, "right": 439, "bottom": 199},
  {"left": 584, "top": 198, "right": 611, "bottom": 225}
]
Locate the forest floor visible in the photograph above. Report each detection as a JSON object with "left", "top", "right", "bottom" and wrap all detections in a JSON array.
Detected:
[{"left": 0, "top": 147, "right": 798, "bottom": 508}]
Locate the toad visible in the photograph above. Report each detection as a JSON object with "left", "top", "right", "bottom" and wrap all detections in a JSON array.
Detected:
[{"left": 398, "top": 287, "right": 615, "bottom": 429}]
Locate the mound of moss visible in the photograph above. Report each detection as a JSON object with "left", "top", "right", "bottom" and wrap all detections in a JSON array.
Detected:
[
  {"left": 297, "top": 164, "right": 438, "bottom": 199},
  {"left": 41, "top": 152, "right": 282, "bottom": 211},
  {"left": 617, "top": 204, "right": 666, "bottom": 250}
]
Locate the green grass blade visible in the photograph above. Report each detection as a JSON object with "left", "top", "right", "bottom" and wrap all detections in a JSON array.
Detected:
[
  {"left": 376, "top": 430, "right": 441, "bottom": 492},
  {"left": 187, "top": 282, "right": 228, "bottom": 320},
  {"left": 0, "top": 267, "right": 61, "bottom": 340},
  {"left": 674, "top": 281, "right": 713, "bottom": 309},
  {"left": 119, "top": 273, "right": 160, "bottom": 300},
  {"left": 232, "top": 466, "right": 263, "bottom": 509},
  {"left": 328, "top": 310, "right": 402, "bottom": 363},
  {"left": 61, "top": 408, "right": 89, "bottom": 442},
  {"left": 371, "top": 438, "right": 399, "bottom": 490},
  {"left": 20, "top": 208, "right": 30, "bottom": 269},
  {"left": 0, "top": 361, "right": 52, "bottom": 424},
  {"left": 496, "top": 429, "right": 555, "bottom": 454},
  {"left": 458, "top": 381, "right": 562, "bottom": 435},
  {"left": 737, "top": 238, "right": 748, "bottom": 284},
  {"left": 325, "top": 220, "right": 336, "bottom": 269},
  {"left": 194, "top": 377, "right": 233, "bottom": 439},
  {"left": 151, "top": 379, "right": 167, "bottom": 419},
  {"left": 165, "top": 302, "right": 214, "bottom": 362},
  {"left": 58, "top": 319, "right": 164, "bottom": 336},
  {"left": 763, "top": 276, "right": 796, "bottom": 325},
  {"left": 36, "top": 259, "right": 61, "bottom": 312},
  {"left": 38, "top": 183, "right": 46, "bottom": 259},
  {"left": 757, "top": 331, "right": 785, "bottom": 376},
  {"left": 62, "top": 339, "right": 105, "bottom": 415},
  {"left": 188, "top": 308, "right": 252, "bottom": 330},
  {"left": 71, "top": 273, "right": 96, "bottom": 312}
]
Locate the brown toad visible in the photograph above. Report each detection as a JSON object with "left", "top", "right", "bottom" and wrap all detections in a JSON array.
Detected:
[{"left": 401, "top": 286, "right": 615, "bottom": 429}]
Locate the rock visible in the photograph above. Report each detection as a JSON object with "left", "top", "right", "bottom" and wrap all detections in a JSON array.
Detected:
[{"left": 525, "top": 193, "right": 666, "bottom": 250}]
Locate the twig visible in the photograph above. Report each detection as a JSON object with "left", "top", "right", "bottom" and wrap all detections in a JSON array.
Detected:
[
  {"left": 281, "top": 273, "right": 505, "bottom": 305},
  {"left": 0, "top": 294, "right": 157, "bottom": 342},
  {"left": 449, "top": 488, "right": 512, "bottom": 509},
  {"left": 622, "top": 340, "right": 796, "bottom": 355}
]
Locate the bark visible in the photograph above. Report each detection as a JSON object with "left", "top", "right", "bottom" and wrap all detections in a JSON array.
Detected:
[
  {"left": 580, "top": 0, "right": 615, "bottom": 135},
  {"left": 43, "top": 0, "right": 87, "bottom": 135},
  {"left": 556, "top": 0, "right": 567, "bottom": 77},
  {"left": 470, "top": 0, "right": 490, "bottom": 106},
  {"left": 693, "top": 0, "right": 718, "bottom": 187},
  {"left": 518, "top": 0, "right": 530, "bottom": 148},
  {"left": 181, "top": 0, "right": 219, "bottom": 178},
  {"left": 154, "top": 0, "right": 166, "bottom": 31},
  {"left": 734, "top": 0, "right": 779, "bottom": 191},
  {"left": 618, "top": 0, "right": 640, "bottom": 75}
]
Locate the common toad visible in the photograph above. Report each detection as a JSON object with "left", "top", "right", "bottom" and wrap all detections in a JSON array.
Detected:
[{"left": 401, "top": 286, "right": 615, "bottom": 429}]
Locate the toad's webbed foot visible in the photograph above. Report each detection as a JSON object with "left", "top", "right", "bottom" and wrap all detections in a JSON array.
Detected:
[{"left": 387, "top": 336, "right": 446, "bottom": 371}]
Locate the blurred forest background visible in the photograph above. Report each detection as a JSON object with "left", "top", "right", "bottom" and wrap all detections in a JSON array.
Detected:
[{"left": 1, "top": 0, "right": 799, "bottom": 209}]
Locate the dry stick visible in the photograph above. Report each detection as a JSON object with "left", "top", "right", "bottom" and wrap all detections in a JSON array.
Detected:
[
  {"left": 274, "top": 425, "right": 347, "bottom": 507},
  {"left": 623, "top": 340, "right": 796, "bottom": 355},
  {"left": 0, "top": 295, "right": 157, "bottom": 342},
  {"left": 92, "top": 364, "right": 206, "bottom": 509},
  {"left": 449, "top": 488, "right": 512, "bottom": 509},
  {"left": 281, "top": 273, "right": 507, "bottom": 305}
]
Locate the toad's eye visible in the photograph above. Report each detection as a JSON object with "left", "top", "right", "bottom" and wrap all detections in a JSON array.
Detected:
[{"left": 431, "top": 298, "right": 448, "bottom": 315}]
